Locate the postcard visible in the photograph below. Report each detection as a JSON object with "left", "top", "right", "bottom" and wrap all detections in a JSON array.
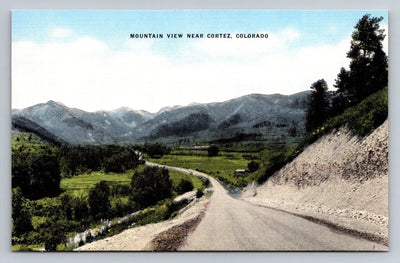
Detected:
[{"left": 11, "top": 10, "right": 388, "bottom": 251}]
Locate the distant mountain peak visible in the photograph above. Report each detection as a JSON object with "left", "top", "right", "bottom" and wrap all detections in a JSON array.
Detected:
[
  {"left": 46, "top": 100, "right": 65, "bottom": 107},
  {"left": 12, "top": 90, "right": 310, "bottom": 144},
  {"left": 113, "top": 106, "right": 133, "bottom": 112}
]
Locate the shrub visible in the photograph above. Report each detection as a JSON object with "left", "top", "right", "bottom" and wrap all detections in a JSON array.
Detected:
[
  {"left": 110, "top": 197, "right": 134, "bottom": 218},
  {"left": 12, "top": 187, "right": 33, "bottom": 236},
  {"left": 207, "top": 145, "right": 220, "bottom": 157},
  {"left": 143, "top": 143, "right": 171, "bottom": 158},
  {"left": 60, "top": 193, "right": 72, "bottom": 220},
  {"left": 196, "top": 189, "right": 204, "bottom": 198},
  {"left": 130, "top": 167, "right": 172, "bottom": 208},
  {"left": 72, "top": 195, "right": 89, "bottom": 221},
  {"left": 88, "top": 181, "right": 111, "bottom": 220},
  {"left": 175, "top": 179, "right": 194, "bottom": 195},
  {"left": 200, "top": 177, "right": 211, "bottom": 188},
  {"left": 247, "top": 161, "right": 260, "bottom": 173}
]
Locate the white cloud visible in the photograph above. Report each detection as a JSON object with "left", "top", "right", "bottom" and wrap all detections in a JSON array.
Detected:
[
  {"left": 194, "top": 28, "right": 300, "bottom": 58},
  {"left": 12, "top": 31, "right": 352, "bottom": 113},
  {"left": 51, "top": 27, "right": 73, "bottom": 38},
  {"left": 381, "top": 24, "right": 389, "bottom": 55}
]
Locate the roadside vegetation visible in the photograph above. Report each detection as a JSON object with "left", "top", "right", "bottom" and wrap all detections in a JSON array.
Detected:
[{"left": 11, "top": 135, "right": 207, "bottom": 251}]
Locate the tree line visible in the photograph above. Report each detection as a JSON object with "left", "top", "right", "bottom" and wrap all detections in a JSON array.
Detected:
[
  {"left": 12, "top": 144, "right": 143, "bottom": 200},
  {"left": 306, "top": 14, "right": 388, "bottom": 132}
]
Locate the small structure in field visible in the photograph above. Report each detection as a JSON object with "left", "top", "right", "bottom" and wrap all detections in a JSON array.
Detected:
[{"left": 234, "top": 169, "right": 247, "bottom": 176}]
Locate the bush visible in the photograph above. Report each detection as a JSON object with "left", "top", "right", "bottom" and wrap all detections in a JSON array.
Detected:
[
  {"left": 88, "top": 181, "right": 111, "bottom": 220},
  {"left": 143, "top": 143, "right": 171, "bottom": 158},
  {"left": 110, "top": 197, "right": 134, "bottom": 218},
  {"left": 43, "top": 219, "right": 68, "bottom": 251},
  {"left": 60, "top": 193, "right": 72, "bottom": 220},
  {"left": 207, "top": 145, "right": 219, "bottom": 157},
  {"left": 72, "top": 195, "right": 89, "bottom": 221},
  {"left": 196, "top": 189, "right": 204, "bottom": 198},
  {"left": 12, "top": 187, "right": 33, "bottom": 236},
  {"left": 200, "top": 177, "right": 211, "bottom": 188},
  {"left": 327, "top": 88, "right": 388, "bottom": 137},
  {"left": 175, "top": 179, "right": 194, "bottom": 195},
  {"left": 257, "top": 150, "right": 289, "bottom": 185},
  {"left": 130, "top": 167, "right": 172, "bottom": 208},
  {"left": 247, "top": 161, "right": 260, "bottom": 173}
]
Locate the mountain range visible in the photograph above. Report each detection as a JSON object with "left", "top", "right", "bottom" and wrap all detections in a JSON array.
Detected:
[{"left": 12, "top": 91, "right": 309, "bottom": 145}]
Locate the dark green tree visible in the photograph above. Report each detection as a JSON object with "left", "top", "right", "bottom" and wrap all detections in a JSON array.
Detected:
[
  {"left": 130, "top": 167, "right": 172, "bottom": 208},
  {"left": 207, "top": 145, "right": 220, "bottom": 157},
  {"left": 88, "top": 181, "right": 111, "bottom": 219},
  {"left": 12, "top": 187, "right": 33, "bottom": 236},
  {"left": 335, "top": 14, "right": 388, "bottom": 106},
  {"left": 247, "top": 161, "right": 260, "bottom": 173},
  {"left": 12, "top": 146, "right": 61, "bottom": 199},
  {"left": 196, "top": 189, "right": 204, "bottom": 198},
  {"left": 11, "top": 150, "right": 31, "bottom": 195},
  {"left": 305, "top": 79, "right": 330, "bottom": 132},
  {"left": 43, "top": 218, "right": 68, "bottom": 251},
  {"left": 175, "top": 179, "right": 194, "bottom": 195},
  {"left": 72, "top": 195, "right": 89, "bottom": 221},
  {"left": 143, "top": 143, "right": 171, "bottom": 158},
  {"left": 60, "top": 193, "right": 73, "bottom": 220},
  {"left": 29, "top": 151, "right": 61, "bottom": 199}
]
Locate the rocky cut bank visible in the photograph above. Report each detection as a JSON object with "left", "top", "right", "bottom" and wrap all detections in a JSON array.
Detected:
[{"left": 242, "top": 119, "right": 389, "bottom": 246}]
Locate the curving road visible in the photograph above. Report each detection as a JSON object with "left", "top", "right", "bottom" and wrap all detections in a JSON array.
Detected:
[{"left": 146, "top": 162, "right": 387, "bottom": 251}]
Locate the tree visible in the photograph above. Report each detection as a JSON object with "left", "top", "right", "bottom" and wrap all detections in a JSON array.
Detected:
[
  {"left": 72, "top": 195, "right": 89, "bottom": 221},
  {"left": 130, "top": 167, "right": 172, "bottom": 208},
  {"left": 88, "top": 181, "right": 110, "bottom": 220},
  {"left": 143, "top": 143, "right": 171, "bottom": 158},
  {"left": 44, "top": 218, "right": 68, "bottom": 251},
  {"left": 12, "top": 146, "right": 61, "bottom": 199},
  {"left": 175, "top": 179, "right": 194, "bottom": 195},
  {"left": 305, "top": 79, "right": 330, "bottom": 132},
  {"left": 336, "top": 14, "right": 388, "bottom": 106},
  {"left": 207, "top": 145, "right": 220, "bottom": 157},
  {"left": 247, "top": 161, "right": 260, "bottom": 173},
  {"left": 29, "top": 151, "right": 61, "bottom": 199},
  {"left": 60, "top": 193, "right": 72, "bottom": 220},
  {"left": 12, "top": 187, "right": 33, "bottom": 236}
]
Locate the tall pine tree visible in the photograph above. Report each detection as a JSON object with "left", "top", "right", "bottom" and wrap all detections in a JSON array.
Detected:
[
  {"left": 335, "top": 14, "right": 387, "bottom": 106},
  {"left": 305, "top": 79, "right": 329, "bottom": 132}
]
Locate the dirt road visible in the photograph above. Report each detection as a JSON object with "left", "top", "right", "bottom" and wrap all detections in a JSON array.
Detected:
[{"left": 146, "top": 162, "right": 387, "bottom": 251}]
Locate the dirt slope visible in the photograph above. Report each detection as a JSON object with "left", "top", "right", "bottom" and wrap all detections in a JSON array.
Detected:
[
  {"left": 75, "top": 198, "right": 209, "bottom": 251},
  {"left": 242, "top": 120, "right": 388, "bottom": 242}
]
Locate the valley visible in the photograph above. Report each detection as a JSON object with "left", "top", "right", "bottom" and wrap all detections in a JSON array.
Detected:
[{"left": 11, "top": 88, "right": 389, "bottom": 251}]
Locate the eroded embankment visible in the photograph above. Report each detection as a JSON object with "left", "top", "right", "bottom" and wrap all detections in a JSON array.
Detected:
[
  {"left": 242, "top": 120, "right": 388, "bottom": 243},
  {"left": 75, "top": 198, "right": 209, "bottom": 251}
]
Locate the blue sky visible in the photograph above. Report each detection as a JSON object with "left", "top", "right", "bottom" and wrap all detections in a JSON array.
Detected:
[{"left": 12, "top": 10, "right": 388, "bottom": 112}]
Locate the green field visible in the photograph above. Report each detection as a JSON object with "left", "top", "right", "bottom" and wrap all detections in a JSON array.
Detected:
[
  {"left": 60, "top": 170, "right": 136, "bottom": 197},
  {"left": 149, "top": 151, "right": 253, "bottom": 187},
  {"left": 60, "top": 165, "right": 204, "bottom": 197},
  {"left": 169, "top": 170, "right": 204, "bottom": 190}
]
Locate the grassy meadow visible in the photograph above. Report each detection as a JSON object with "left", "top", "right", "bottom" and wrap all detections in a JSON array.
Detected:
[
  {"left": 60, "top": 165, "right": 204, "bottom": 197},
  {"left": 148, "top": 150, "right": 256, "bottom": 188}
]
